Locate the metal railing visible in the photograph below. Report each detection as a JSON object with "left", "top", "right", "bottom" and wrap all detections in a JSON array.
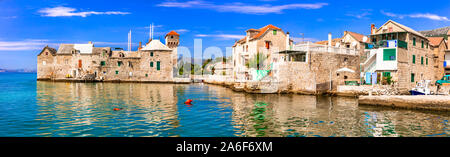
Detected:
[
  {"left": 293, "top": 43, "right": 359, "bottom": 55},
  {"left": 365, "top": 40, "right": 408, "bottom": 50}
]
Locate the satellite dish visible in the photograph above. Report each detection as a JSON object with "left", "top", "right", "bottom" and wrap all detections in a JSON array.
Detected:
[{"left": 363, "top": 36, "right": 368, "bottom": 42}]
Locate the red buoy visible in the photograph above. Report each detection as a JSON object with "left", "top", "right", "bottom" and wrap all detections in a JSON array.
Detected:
[
  {"left": 113, "top": 108, "right": 123, "bottom": 111},
  {"left": 185, "top": 99, "right": 193, "bottom": 104}
]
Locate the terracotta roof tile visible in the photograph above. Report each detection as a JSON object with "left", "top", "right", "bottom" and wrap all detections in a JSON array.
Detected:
[
  {"left": 427, "top": 37, "right": 444, "bottom": 46},
  {"left": 315, "top": 38, "right": 342, "bottom": 46},
  {"left": 346, "top": 31, "right": 368, "bottom": 43},
  {"left": 252, "top": 24, "right": 282, "bottom": 39},
  {"left": 166, "top": 31, "right": 180, "bottom": 37}
]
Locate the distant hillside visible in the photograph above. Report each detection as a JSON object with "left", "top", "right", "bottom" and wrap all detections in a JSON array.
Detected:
[{"left": 419, "top": 26, "right": 450, "bottom": 38}]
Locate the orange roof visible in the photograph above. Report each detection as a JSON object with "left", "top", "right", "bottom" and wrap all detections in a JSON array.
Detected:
[
  {"left": 346, "top": 31, "right": 368, "bottom": 43},
  {"left": 233, "top": 24, "right": 283, "bottom": 46},
  {"left": 252, "top": 24, "right": 282, "bottom": 39},
  {"left": 315, "top": 38, "right": 342, "bottom": 46},
  {"left": 166, "top": 31, "right": 180, "bottom": 37},
  {"left": 427, "top": 37, "right": 444, "bottom": 46}
]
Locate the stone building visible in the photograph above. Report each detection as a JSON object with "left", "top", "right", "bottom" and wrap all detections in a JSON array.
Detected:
[
  {"left": 232, "top": 24, "right": 294, "bottom": 81},
  {"left": 428, "top": 36, "right": 448, "bottom": 79},
  {"left": 445, "top": 30, "right": 450, "bottom": 75},
  {"left": 361, "top": 20, "right": 440, "bottom": 90},
  {"left": 37, "top": 31, "right": 181, "bottom": 82}
]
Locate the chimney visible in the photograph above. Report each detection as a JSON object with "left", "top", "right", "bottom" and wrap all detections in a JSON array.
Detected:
[
  {"left": 138, "top": 41, "right": 142, "bottom": 50},
  {"left": 286, "top": 32, "right": 290, "bottom": 50},
  {"left": 371, "top": 24, "right": 376, "bottom": 35},
  {"left": 328, "top": 33, "right": 332, "bottom": 46}
]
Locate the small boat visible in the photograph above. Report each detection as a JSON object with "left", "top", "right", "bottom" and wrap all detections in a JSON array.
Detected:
[
  {"left": 409, "top": 90, "right": 425, "bottom": 95},
  {"left": 409, "top": 80, "right": 431, "bottom": 95}
]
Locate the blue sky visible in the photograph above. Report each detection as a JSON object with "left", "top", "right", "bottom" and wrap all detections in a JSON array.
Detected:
[{"left": 0, "top": 0, "right": 449, "bottom": 70}]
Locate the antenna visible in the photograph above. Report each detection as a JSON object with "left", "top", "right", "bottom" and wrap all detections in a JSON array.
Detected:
[
  {"left": 151, "top": 23, "right": 154, "bottom": 40},
  {"left": 128, "top": 29, "right": 132, "bottom": 53},
  {"left": 149, "top": 24, "right": 151, "bottom": 41}
]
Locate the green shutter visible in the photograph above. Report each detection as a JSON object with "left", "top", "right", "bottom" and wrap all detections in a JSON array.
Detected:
[
  {"left": 413, "top": 37, "right": 416, "bottom": 46},
  {"left": 115, "top": 71, "right": 119, "bottom": 75},
  {"left": 383, "top": 49, "right": 396, "bottom": 61},
  {"left": 421, "top": 57, "right": 424, "bottom": 65},
  {"left": 411, "top": 73, "right": 415, "bottom": 82},
  {"left": 273, "top": 30, "right": 277, "bottom": 35},
  {"left": 157, "top": 61, "right": 160, "bottom": 70},
  {"left": 100, "top": 61, "right": 105, "bottom": 66},
  {"left": 151, "top": 52, "right": 153, "bottom": 56},
  {"left": 383, "top": 72, "right": 391, "bottom": 77},
  {"left": 118, "top": 61, "right": 121, "bottom": 67},
  {"left": 421, "top": 40, "right": 424, "bottom": 48},
  {"left": 145, "top": 74, "right": 148, "bottom": 77},
  {"left": 412, "top": 55, "right": 416, "bottom": 64},
  {"left": 150, "top": 62, "right": 153, "bottom": 67},
  {"left": 426, "top": 58, "right": 428, "bottom": 65}
]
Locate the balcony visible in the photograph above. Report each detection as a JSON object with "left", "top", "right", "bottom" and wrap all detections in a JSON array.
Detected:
[{"left": 365, "top": 40, "right": 408, "bottom": 50}]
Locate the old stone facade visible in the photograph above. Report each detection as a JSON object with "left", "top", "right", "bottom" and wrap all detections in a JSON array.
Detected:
[
  {"left": 232, "top": 24, "right": 294, "bottom": 81},
  {"left": 37, "top": 31, "right": 181, "bottom": 82},
  {"left": 362, "top": 20, "right": 441, "bottom": 90}
]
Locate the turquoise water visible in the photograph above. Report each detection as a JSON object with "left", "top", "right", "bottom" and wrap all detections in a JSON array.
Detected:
[{"left": 0, "top": 72, "right": 448, "bottom": 137}]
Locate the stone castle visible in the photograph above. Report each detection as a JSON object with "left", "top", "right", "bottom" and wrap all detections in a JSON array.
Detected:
[{"left": 37, "top": 31, "right": 182, "bottom": 82}]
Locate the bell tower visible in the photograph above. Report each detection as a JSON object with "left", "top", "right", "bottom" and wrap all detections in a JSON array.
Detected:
[{"left": 165, "top": 31, "right": 180, "bottom": 67}]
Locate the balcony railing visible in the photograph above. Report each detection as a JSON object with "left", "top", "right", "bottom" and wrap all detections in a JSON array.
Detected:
[
  {"left": 293, "top": 43, "right": 358, "bottom": 55},
  {"left": 365, "top": 40, "right": 408, "bottom": 50}
]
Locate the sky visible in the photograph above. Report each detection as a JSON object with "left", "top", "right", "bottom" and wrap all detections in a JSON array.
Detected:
[{"left": 0, "top": 0, "right": 449, "bottom": 70}]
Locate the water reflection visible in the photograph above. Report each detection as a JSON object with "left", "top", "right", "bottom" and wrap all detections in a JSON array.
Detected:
[
  {"left": 36, "top": 82, "right": 179, "bottom": 137},
  {"left": 34, "top": 82, "right": 449, "bottom": 137}
]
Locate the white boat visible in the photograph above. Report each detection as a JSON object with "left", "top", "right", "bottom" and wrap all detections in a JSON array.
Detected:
[{"left": 409, "top": 80, "right": 432, "bottom": 95}]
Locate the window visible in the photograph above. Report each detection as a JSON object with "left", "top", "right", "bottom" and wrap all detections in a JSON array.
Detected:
[
  {"left": 171, "top": 36, "right": 174, "bottom": 39},
  {"left": 42, "top": 61, "right": 46, "bottom": 65},
  {"left": 421, "top": 40, "right": 424, "bottom": 48},
  {"left": 115, "top": 71, "right": 119, "bottom": 75},
  {"left": 383, "top": 72, "right": 391, "bottom": 77},
  {"left": 383, "top": 49, "right": 396, "bottom": 61},
  {"left": 273, "top": 30, "right": 277, "bottom": 35},
  {"left": 150, "top": 62, "right": 153, "bottom": 67},
  {"left": 118, "top": 61, "right": 123, "bottom": 67},
  {"left": 421, "top": 56, "right": 424, "bottom": 65},
  {"left": 45, "top": 52, "right": 48, "bottom": 55},
  {"left": 65, "top": 59, "right": 69, "bottom": 65},
  {"left": 128, "top": 61, "right": 133, "bottom": 67},
  {"left": 145, "top": 74, "right": 148, "bottom": 77},
  {"left": 412, "top": 55, "right": 416, "bottom": 64},
  {"left": 246, "top": 45, "right": 248, "bottom": 52},
  {"left": 157, "top": 61, "right": 161, "bottom": 70},
  {"left": 426, "top": 58, "right": 428, "bottom": 65},
  {"left": 100, "top": 61, "right": 106, "bottom": 66},
  {"left": 426, "top": 43, "right": 429, "bottom": 49},
  {"left": 413, "top": 37, "right": 416, "bottom": 46},
  {"left": 265, "top": 41, "right": 270, "bottom": 49},
  {"left": 150, "top": 52, "right": 154, "bottom": 57},
  {"left": 411, "top": 73, "right": 415, "bottom": 82}
]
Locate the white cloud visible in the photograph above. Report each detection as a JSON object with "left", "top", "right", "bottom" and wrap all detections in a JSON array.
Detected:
[
  {"left": 174, "top": 29, "right": 189, "bottom": 33},
  {"left": 346, "top": 9, "right": 372, "bottom": 19},
  {"left": 157, "top": 0, "right": 328, "bottom": 14},
  {"left": 38, "top": 6, "right": 130, "bottom": 17},
  {"left": 0, "top": 39, "right": 54, "bottom": 51},
  {"left": 0, "top": 39, "right": 136, "bottom": 51},
  {"left": 292, "top": 37, "right": 319, "bottom": 43},
  {"left": 381, "top": 10, "right": 449, "bottom": 21},
  {"left": 195, "top": 34, "right": 245, "bottom": 40}
]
